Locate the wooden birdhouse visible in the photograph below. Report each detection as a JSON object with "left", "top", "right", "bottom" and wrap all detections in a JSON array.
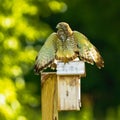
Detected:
[
  {"left": 57, "top": 61, "right": 86, "bottom": 110},
  {"left": 41, "top": 61, "right": 86, "bottom": 120}
]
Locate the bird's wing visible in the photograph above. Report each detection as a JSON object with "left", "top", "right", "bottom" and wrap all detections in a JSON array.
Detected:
[
  {"left": 34, "top": 33, "right": 57, "bottom": 73},
  {"left": 73, "top": 31, "right": 104, "bottom": 68}
]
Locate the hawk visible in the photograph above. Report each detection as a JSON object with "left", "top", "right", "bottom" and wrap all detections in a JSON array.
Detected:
[{"left": 34, "top": 22, "right": 104, "bottom": 73}]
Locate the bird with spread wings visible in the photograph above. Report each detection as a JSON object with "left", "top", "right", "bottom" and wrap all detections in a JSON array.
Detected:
[{"left": 34, "top": 22, "right": 104, "bottom": 73}]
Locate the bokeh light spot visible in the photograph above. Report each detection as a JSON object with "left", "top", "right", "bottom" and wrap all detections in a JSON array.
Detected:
[
  {"left": 11, "top": 66, "right": 22, "bottom": 77},
  {"left": 17, "top": 116, "right": 27, "bottom": 120},
  {"left": 48, "top": 1, "right": 67, "bottom": 13},
  {"left": 1, "top": 17, "right": 15, "bottom": 28},
  {"left": 15, "top": 77, "right": 25, "bottom": 90},
  {"left": 11, "top": 100, "right": 21, "bottom": 110},
  {"left": 0, "top": 94, "right": 6, "bottom": 105},
  {"left": 3, "top": 37, "right": 20, "bottom": 50}
]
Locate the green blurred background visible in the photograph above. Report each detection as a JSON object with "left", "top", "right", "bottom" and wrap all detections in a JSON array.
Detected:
[{"left": 0, "top": 0, "right": 120, "bottom": 120}]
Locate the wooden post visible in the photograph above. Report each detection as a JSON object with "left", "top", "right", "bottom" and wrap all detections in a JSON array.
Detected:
[
  {"left": 41, "top": 61, "right": 86, "bottom": 119},
  {"left": 41, "top": 73, "right": 58, "bottom": 120}
]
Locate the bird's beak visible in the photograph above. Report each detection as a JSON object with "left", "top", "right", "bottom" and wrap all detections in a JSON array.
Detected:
[{"left": 56, "top": 24, "right": 60, "bottom": 29}]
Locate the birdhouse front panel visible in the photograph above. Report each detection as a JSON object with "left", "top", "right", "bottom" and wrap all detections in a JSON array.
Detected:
[{"left": 57, "top": 75, "right": 81, "bottom": 111}]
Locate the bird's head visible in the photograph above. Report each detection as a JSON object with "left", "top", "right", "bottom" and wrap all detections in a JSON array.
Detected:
[
  {"left": 56, "top": 22, "right": 69, "bottom": 30},
  {"left": 56, "top": 22, "right": 73, "bottom": 41}
]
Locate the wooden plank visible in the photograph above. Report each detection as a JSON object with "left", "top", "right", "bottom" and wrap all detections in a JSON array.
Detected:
[
  {"left": 41, "top": 73, "right": 58, "bottom": 120},
  {"left": 57, "top": 61, "right": 86, "bottom": 76},
  {"left": 57, "top": 75, "right": 81, "bottom": 111}
]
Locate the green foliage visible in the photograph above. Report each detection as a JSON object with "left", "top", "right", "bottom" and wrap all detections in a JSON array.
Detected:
[
  {"left": 0, "top": 0, "right": 64, "bottom": 119},
  {"left": 0, "top": 0, "right": 120, "bottom": 120}
]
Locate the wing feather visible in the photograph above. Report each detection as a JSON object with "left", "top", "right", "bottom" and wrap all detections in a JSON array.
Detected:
[
  {"left": 73, "top": 31, "right": 104, "bottom": 68},
  {"left": 34, "top": 33, "right": 57, "bottom": 73}
]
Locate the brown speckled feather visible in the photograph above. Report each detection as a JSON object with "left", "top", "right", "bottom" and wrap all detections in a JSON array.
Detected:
[
  {"left": 34, "top": 33, "right": 57, "bottom": 73},
  {"left": 73, "top": 31, "right": 104, "bottom": 68}
]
